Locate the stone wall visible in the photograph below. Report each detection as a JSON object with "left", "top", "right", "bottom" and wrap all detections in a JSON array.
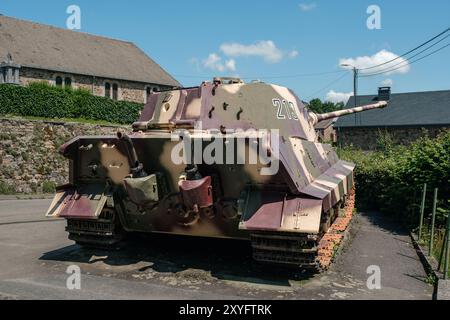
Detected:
[
  {"left": 336, "top": 126, "right": 450, "bottom": 150},
  {"left": 317, "top": 126, "right": 336, "bottom": 143},
  {"left": 0, "top": 117, "right": 129, "bottom": 194},
  {"left": 19, "top": 67, "right": 168, "bottom": 104}
]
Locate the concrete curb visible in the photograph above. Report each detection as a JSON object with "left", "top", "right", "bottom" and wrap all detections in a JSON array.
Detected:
[
  {"left": 0, "top": 194, "right": 54, "bottom": 201},
  {"left": 410, "top": 232, "right": 450, "bottom": 300}
]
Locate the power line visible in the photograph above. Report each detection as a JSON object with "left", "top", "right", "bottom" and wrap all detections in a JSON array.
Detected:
[
  {"left": 173, "top": 70, "right": 346, "bottom": 80},
  {"left": 241, "top": 70, "right": 346, "bottom": 79},
  {"left": 360, "top": 34, "right": 450, "bottom": 76},
  {"left": 359, "top": 27, "right": 449, "bottom": 71},
  {"left": 361, "top": 42, "right": 450, "bottom": 77},
  {"left": 175, "top": 27, "right": 450, "bottom": 90},
  {"left": 305, "top": 71, "right": 350, "bottom": 100}
]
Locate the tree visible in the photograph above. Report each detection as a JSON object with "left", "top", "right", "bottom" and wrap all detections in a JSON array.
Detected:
[
  {"left": 306, "top": 98, "right": 344, "bottom": 114},
  {"left": 307, "top": 98, "right": 324, "bottom": 113}
]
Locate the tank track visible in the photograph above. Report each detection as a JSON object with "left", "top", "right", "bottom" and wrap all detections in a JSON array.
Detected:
[
  {"left": 250, "top": 189, "right": 356, "bottom": 271},
  {"left": 66, "top": 208, "right": 125, "bottom": 249}
]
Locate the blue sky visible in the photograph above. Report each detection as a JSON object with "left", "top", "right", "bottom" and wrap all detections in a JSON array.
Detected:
[{"left": 1, "top": 0, "right": 449, "bottom": 102}]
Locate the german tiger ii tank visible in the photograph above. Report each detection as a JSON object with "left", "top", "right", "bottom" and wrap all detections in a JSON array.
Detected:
[{"left": 46, "top": 77, "right": 387, "bottom": 270}]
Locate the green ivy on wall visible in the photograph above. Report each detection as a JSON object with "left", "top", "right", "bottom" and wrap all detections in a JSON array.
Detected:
[{"left": 0, "top": 82, "right": 144, "bottom": 124}]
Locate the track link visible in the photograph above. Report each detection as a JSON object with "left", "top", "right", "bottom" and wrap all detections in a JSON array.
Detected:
[
  {"left": 66, "top": 208, "right": 125, "bottom": 249},
  {"left": 251, "top": 232, "right": 319, "bottom": 268}
]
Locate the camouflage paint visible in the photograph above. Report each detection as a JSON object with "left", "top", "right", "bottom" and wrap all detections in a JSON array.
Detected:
[{"left": 48, "top": 79, "right": 387, "bottom": 239}]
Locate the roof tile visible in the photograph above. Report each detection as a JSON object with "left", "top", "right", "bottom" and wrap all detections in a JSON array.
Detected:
[
  {"left": 0, "top": 16, "right": 180, "bottom": 87},
  {"left": 335, "top": 90, "right": 450, "bottom": 127}
]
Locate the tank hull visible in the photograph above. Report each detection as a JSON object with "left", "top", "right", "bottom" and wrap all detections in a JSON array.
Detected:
[{"left": 45, "top": 80, "right": 386, "bottom": 270}]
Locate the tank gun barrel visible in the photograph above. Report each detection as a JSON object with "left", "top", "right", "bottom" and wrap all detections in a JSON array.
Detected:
[{"left": 311, "top": 101, "right": 388, "bottom": 124}]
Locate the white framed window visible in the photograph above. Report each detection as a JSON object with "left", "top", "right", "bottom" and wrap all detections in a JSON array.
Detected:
[
  {"left": 64, "top": 77, "right": 72, "bottom": 87},
  {"left": 112, "top": 83, "right": 119, "bottom": 100},
  {"left": 54, "top": 74, "right": 73, "bottom": 88},
  {"left": 55, "top": 76, "right": 63, "bottom": 87},
  {"left": 104, "top": 82, "right": 111, "bottom": 98}
]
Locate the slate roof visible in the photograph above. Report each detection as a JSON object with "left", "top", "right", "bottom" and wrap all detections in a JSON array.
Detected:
[
  {"left": 315, "top": 117, "right": 337, "bottom": 130},
  {"left": 0, "top": 15, "right": 180, "bottom": 87},
  {"left": 334, "top": 89, "right": 450, "bottom": 128}
]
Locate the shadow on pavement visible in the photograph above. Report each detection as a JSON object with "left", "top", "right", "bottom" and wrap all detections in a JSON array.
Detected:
[
  {"left": 358, "top": 211, "right": 409, "bottom": 236},
  {"left": 40, "top": 232, "right": 315, "bottom": 287}
]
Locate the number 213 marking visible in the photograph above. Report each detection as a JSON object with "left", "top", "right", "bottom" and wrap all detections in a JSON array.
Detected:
[{"left": 272, "top": 99, "right": 298, "bottom": 120}]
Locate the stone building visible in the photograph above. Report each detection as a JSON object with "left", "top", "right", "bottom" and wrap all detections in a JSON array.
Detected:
[
  {"left": 334, "top": 87, "right": 450, "bottom": 150},
  {"left": 315, "top": 117, "right": 337, "bottom": 143},
  {"left": 0, "top": 15, "right": 180, "bottom": 103}
]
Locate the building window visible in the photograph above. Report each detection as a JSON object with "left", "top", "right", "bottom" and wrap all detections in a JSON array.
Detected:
[
  {"left": 55, "top": 76, "right": 63, "bottom": 87},
  {"left": 105, "top": 82, "right": 111, "bottom": 98},
  {"left": 112, "top": 83, "right": 118, "bottom": 100},
  {"left": 64, "top": 77, "right": 72, "bottom": 88}
]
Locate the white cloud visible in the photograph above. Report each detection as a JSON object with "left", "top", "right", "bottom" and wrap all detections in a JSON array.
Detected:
[
  {"left": 288, "top": 50, "right": 299, "bottom": 58},
  {"left": 325, "top": 90, "right": 353, "bottom": 104},
  {"left": 203, "top": 53, "right": 220, "bottom": 69},
  {"left": 225, "top": 59, "right": 236, "bottom": 71},
  {"left": 339, "top": 50, "right": 410, "bottom": 75},
  {"left": 197, "top": 41, "right": 298, "bottom": 72},
  {"left": 381, "top": 78, "right": 393, "bottom": 86},
  {"left": 202, "top": 53, "right": 236, "bottom": 72},
  {"left": 220, "top": 40, "right": 284, "bottom": 63},
  {"left": 299, "top": 3, "right": 317, "bottom": 11}
]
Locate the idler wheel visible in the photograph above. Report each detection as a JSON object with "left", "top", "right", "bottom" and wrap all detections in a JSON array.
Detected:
[
  {"left": 201, "top": 207, "right": 215, "bottom": 219},
  {"left": 221, "top": 203, "right": 238, "bottom": 220},
  {"left": 174, "top": 204, "right": 200, "bottom": 226}
]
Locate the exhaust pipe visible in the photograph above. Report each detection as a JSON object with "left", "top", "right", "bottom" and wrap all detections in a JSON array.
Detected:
[{"left": 116, "top": 131, "right": 146, "bottom": 178}]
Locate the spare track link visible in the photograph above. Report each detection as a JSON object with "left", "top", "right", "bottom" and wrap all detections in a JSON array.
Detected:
[
  {"left": 66, "top": 208, "right": 124, "bottom": 249},
  {"left": 250, "top": 188, "right": 356, "bottom": 271}
]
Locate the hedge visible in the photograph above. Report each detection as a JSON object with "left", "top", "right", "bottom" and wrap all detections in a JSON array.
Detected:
[
  {"left": 340, "top": 131, "right": 450, "bottom": 227},
  {"left": 0, "top": 82, "right": 144, "bottom": 124}
]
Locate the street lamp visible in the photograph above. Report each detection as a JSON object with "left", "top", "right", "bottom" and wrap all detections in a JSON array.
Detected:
[{"left": 340, "top": 63, "right": 359, "bottom": 125}]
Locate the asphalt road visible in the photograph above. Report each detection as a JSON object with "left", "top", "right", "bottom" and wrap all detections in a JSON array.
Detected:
[{"left": 0, "top": 199, "right": 433, "bottom": 300}]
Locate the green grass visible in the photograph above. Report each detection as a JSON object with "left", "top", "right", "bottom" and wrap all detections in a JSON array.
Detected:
[
  {"left": 0, "top": 181, "right": 15, "bottom": 195},
  {"left": 419, "top": 226, "right": 450, "bottom": 277},
  {"left": 42, "top": 181, "right": 56, "bottom": 194},
  {"left": 2, "top": 114, "right": 125, "bottom": 126}
]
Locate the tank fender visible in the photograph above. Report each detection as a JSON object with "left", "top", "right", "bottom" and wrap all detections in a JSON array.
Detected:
[
  {"left": 46, "top": 184, "right": 112, "bottom": 219},
  {"left": 238, "top": 189, "right": 322, "bottom": 234}
]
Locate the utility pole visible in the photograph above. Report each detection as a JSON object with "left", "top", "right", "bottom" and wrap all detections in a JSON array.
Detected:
[
  {"left": 353, "top": 67, "right": 359, "bottom": 125},
  {"left": 340, "top": 64, "right": 359, "bottom": 125}
]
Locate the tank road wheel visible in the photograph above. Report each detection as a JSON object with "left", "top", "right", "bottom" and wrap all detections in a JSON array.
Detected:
[{"left": 66, "top": 208, "right": 126, "bottom": 250}]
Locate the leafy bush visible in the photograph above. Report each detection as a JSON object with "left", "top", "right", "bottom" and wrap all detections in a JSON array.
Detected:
[
  {"left": 42, "top": 181, "right": 56, "bottom": 194},
  {"left": 0, "top": 181, "right": 15, "bottom": 195},
  {"left": 0, "top": 82, "right": 144, "bottom": 124},
  {"left": 340, "top": 130, "right": 450, "bottom": 227}
]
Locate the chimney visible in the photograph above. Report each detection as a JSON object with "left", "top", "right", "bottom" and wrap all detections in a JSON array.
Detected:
[{"left": 378, "top": 86, "right": 391, "bottom": 101}]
